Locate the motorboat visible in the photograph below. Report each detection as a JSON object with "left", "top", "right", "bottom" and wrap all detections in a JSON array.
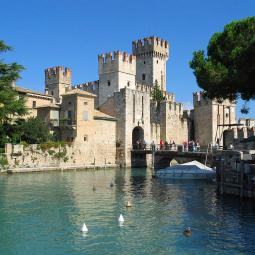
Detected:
[{"left": 155, "top": 160, "right": 215, "bottom": 180}]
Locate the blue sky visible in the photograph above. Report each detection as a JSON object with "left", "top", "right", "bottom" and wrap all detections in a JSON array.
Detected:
[{"left": 1, "top": 0, "right": 254, "bottom": 118}]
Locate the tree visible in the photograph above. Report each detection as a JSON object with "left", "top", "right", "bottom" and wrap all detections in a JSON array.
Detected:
[
  {"left": 152, "top": 80, "right": 165, "bottom": 102},
  {"left": 0, "top": 40, "right": 26, "bottom": 124},
  {"left": 20, "top": 117, "right": 51, "bottom": 144},
  {"left": 190, "top": 17, "right": 255, "bottom": 104}
]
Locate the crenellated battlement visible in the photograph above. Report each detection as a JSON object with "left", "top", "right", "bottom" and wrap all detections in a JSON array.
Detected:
[
  {"left": 193, "top": 91, "right": 236, "bottom": 107},
  {"left": 73, "top": 80, "right": 99, "bottom": 95},
  {"left": 167, "top": 101, "right": 183, "bottom": 114},
  {"left": 98, "top": 51, "right": 136, "bottom": 64},
  {"left": 132, "top": 36, "right": 169, "bottom": 57},
  {"left": 135, "top": 83, "right": 175, "bottom": 102},
  {"left": 98, "top": 51, "right": 136, "bottom": 75},
  {"left": 45, "top": 66, "right": 71, "bottom": 80}
]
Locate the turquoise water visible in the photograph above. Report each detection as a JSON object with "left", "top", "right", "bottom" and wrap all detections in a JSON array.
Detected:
[{"left": 0, "top": 168, "right": 255, "bottom": 255}]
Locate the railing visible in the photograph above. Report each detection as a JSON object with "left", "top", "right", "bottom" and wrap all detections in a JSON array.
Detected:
[
  {"left": 132, "top": 143, "right": 210, "bottom": 153},
  {"left": 59, "top": 119, "right": 77, "bottom": 127}
]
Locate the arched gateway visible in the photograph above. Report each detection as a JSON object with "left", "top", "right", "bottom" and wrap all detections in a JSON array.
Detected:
[{"left": 132, "top": 126, "right": 144, "bottom": 149}]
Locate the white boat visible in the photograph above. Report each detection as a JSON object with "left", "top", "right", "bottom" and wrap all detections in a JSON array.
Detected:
[{"left": 155, "top": 160, "right": 215, "bottom": 180}]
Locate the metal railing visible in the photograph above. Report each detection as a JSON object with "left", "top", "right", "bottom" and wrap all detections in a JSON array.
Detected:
[{"left": 59, "top": 119, "right": 77, "bottom": 126}]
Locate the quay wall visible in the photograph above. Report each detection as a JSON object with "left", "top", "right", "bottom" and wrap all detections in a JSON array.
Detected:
[{"left": 4, "top": 142, "right": 117, "bottom": 170}]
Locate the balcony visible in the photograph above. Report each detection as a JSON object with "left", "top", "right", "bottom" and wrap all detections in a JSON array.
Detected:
[{"left": 59, "top": 119, "right": 77, "bottom": 128}]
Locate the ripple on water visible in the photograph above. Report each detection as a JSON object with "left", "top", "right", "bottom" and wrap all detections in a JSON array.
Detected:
[{"left": 0, "top": 169, "right": 255, "bottom": 255}]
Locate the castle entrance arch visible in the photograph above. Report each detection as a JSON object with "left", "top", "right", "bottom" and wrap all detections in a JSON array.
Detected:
[{"left": 132, "top": 126, "right": 144, "bottom": 149}]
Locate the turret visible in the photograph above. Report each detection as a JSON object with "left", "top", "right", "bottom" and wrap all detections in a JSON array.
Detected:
[
  {"left": 45, "top": 66, "right": 72, "bottom": 103},
  {"left": 132, "top": 36, "right": 169, "bottom": 91},
  {"left": 98, "top": 51, "right": 136, "bottom": 106}
]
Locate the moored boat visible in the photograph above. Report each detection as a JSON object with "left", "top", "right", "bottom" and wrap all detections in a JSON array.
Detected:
[{"left": 155, "top": 160, "right": 215, "bottom": 180}]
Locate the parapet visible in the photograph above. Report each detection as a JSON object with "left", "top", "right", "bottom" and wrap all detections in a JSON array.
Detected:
[
  {"left": 132, "top": 36, "right": 169, "bottom": 57},
  {"left": 98, "top": 51, "right": 136, "bottom": 64},
  {"left": 168, "top": 102, "right": 183, "bottom": 113},
  {"left": 98, "top": 51, "right": 136, "bottom": 74},
  {"left": 135, "top": 82, "right": 175, "bottom": 101},
  {"left": 45, "top": 66, "right": 71, "bottom": 79},
  {"left": 73, "top": 80, "right": 99, "bottom": 94},
  {"left": 193, "top": 91, "right": 236, "bottom": 107}
]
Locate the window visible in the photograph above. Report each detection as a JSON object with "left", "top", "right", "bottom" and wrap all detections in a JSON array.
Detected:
[
  {"left": 127, "top": 81, "right": 130, "bottom": 87},
  {"left": 107, "top": 80, "right": 111, "bottom": 86},
  {"left": 51, "top": 91, "right": 54, "bottom": 96},
  {"left": 32, "top": 101, "right": 36, "bottom": 108},
  {"left": 83, "top": 111, "right": 89, "bottom": 121},
  {"left": 226, "top": 113, "right": 229, "bottom": 118},
  {"left": 142, "top": 74, "right": 146, "bottom": 81},
  {"left": 84, "top": 101, "right": 88, "bottom": 105},
  {"left": 84, "top": 135, "right": 88, "bottom": 142},
  {"left": 157, "top": 60, "right": 159, "bottom": 64}
]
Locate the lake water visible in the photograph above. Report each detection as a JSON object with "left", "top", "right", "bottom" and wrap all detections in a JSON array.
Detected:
[{"left": 0, "top": 168, "right": 255, "bottom": 255}]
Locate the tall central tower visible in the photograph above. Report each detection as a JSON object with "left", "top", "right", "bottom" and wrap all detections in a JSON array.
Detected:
[{"left": 132, "top": 36, "right": 169, "bottom": 91}]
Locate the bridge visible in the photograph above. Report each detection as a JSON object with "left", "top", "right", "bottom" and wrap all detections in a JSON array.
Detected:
[{"left": 131, "top": 148, "right": 213, "bottom": 169}]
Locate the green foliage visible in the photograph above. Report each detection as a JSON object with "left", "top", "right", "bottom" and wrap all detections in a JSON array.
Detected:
[
  {"left": 20, "top": 117, "right": 51, "bottom": 144},
  {"left": 0, "top": 40, "right": 27, "bottom": 145},
  {"left": 0, "top": 40, "right": 26, "bottom": 124},
  {"left": 152, "top": 80, "right": 164, "bottom": 102},
  {"left": 190, "top": 17, "right": 255, "bottom": 104},
  {"left": 0, "top": 154, "right": 8, "bottom": 168}
]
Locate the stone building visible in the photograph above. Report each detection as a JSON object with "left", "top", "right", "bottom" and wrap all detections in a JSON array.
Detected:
[
  {"left": 15, "top": 35, "right": 255, "bottom": 167},
  {"left": 73, "top": 36, "right": 188, "bottom": 166},
  {"left": 193, "top": 91, "right": 236, "bottom": 148}
]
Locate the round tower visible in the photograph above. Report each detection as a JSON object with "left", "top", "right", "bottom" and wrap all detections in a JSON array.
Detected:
[{"left": 132, "top": 36, "right": 169, "bottom": 91}]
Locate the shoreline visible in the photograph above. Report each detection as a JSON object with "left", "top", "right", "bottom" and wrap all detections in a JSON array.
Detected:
[{"left": 0, "top": 164, "right": 119, "bottom": 175}]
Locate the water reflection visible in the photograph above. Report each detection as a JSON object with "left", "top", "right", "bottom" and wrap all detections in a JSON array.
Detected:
[{"left": 0, "top": 168, "right": 255, "bottom": 255}]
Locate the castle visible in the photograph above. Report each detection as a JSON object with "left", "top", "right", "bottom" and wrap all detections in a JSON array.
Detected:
[{"left": 13, "top": 36, "right": 255, "bottom": 167}]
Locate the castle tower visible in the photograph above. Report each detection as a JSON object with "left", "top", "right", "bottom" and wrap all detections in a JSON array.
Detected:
[
  {"left": 132, "top": 36, "right": 169, "bottom": 91},
  {"left": 193, "top": 92, "right": 236, "bottom": 147},
  {"left": 45, "top": 66, "right": 72, "bottom": 103},
  {"left": 98, "top": 51, "right": 136, "bottom": 106}
]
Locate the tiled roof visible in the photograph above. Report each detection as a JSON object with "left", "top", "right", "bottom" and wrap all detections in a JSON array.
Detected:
[
  {"left": 15, "top": 86, "right": 52, "bottom": 98},
  {"left": 62, "top": 89, "right": 97, "bottom": 97}
]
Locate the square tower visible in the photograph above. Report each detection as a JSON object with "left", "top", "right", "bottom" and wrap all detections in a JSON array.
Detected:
[
  {"left": 45, "top": 66, "right": 72, "bottom": 103},
  {"left": 132, "top": 36, "right": 169, "bottom": 91},
  {"left": 98, "top": 51, "right": 136, "bottom": 106},
  {"left": 193, "top": 92, "right": 236, "bottom": 147}
]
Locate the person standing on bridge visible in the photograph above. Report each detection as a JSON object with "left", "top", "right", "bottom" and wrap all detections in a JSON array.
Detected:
[{"left": 160, "top": 139, "right": 164, "bottom": 150}]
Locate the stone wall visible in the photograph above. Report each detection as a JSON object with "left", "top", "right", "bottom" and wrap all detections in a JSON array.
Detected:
[
  {"left": 5, "top": 141, "right": 116, "bottom": 168},
  {"left": 193, "top": 92, "right": 236, "bottom": 147}
]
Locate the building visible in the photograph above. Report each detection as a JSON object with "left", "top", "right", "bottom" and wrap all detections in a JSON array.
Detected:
[{"left": 13, "top": 35, "right": 255, "bottom": 167}]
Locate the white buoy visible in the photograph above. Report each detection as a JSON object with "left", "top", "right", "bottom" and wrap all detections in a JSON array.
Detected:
[
  {"left": 81, "top": 223, "right": 88, "bottom": 232},
  {"left": 118, "top": 214, "right": 124, "bottom": 223}
]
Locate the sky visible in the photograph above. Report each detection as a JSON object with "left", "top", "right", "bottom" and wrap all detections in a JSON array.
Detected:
[{"left": 1, "top": 0, "right": 254, "bottom": 118}]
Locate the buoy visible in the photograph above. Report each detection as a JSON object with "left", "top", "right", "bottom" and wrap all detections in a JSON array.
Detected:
[
  {"left": 118, "top": 214, "right": 124, "bottom": 223},
  {"left": 81, "top": 223, "right": 88, "bottom": 233},
  {"left": 110, "top": 182, "right": 114, "bottom": 187},
  {"left": 183, "top": 227, "right": 192, "bottom": 237},
  {"left": 126, "top": 201, "right": 132, "bottom": 208}
]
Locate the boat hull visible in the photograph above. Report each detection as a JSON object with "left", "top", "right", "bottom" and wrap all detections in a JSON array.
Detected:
[{"left": 155, "top": 171, "right": 215, "bottom": 180}]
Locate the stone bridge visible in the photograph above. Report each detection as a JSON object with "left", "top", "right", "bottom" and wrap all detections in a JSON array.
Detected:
[{"left": 131, "top": 150, "right": 213, "bottom": 169}]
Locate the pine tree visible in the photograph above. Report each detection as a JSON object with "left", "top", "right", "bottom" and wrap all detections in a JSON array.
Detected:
[{"left": 0, "top": 40, "right": 26, "bottom": 124}]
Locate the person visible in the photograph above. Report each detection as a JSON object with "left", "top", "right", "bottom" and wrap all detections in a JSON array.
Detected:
[
  {"left": 143, "top": 139, "right": 147, "bottom": 150},
  {"left": 160, "top": 139, "right": 164, "bottom": 150},
  {"left": 228, "top": 143, "right": 234, "bottom": 150},
  {"left": 164, "top": 140, "right": 169, "bottom": 150},
  {"left": 195, "top": 141, "right": 200, "bottom": 152},
  {"left": 151, "top": 140, "right": 156, "bottom": 151},
  {"left": 183, "top": 141, "right": 188, "bottom": 152}
]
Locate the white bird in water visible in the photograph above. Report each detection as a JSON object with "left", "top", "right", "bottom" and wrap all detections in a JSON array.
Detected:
[
  {"left": 118, "top": 214, "right": 124, "bottom": 223},
  {"left": 81, "top": 223, "right": 88, "bottom": 233}
]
